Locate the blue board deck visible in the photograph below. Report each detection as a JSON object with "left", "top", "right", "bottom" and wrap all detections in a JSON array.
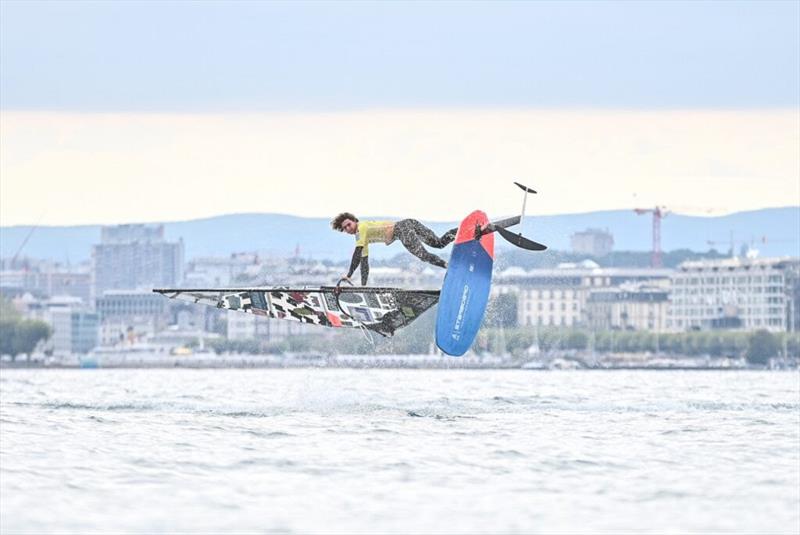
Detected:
[{"left": 435, "top": 210, "right": 494, "bottom": 356}]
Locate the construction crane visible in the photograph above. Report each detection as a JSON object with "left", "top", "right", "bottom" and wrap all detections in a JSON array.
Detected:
[
  {"left": 9, "top": 215, "right": 45, "bottom": 269},
  {"left": 706, "top": 230, "right": 738, "bottom": 258},
  {"left": 708, "top": 234, "right": 793, "bottom": 258},
  {"left": 706, "top": 239, "right": 733, "bottom": 256},
  {"left": 634, "top": 206, "right": 669, "bottom": 268}
]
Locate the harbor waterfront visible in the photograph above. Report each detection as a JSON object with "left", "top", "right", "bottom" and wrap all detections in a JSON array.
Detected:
[
  {"left": 3, "top": 349, "right": 798, "bottom": 370},
  {"left": 1, "top": 368, "right": 798, "bottom": 534}
]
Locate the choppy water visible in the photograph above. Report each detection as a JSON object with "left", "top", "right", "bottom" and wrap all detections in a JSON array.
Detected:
[{"left": 1, "top": 369, "right": 798, "bottom": 534}]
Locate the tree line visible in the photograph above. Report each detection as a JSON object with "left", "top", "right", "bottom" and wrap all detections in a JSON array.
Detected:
[
  {"left": 475, "top": 327, "right": 798, "bottom": 365},
  {"left": 202, "top": 310, "right": 797, "bottom": 366},
  {"left": 0, "top": 298, "right": 52, "bottom": 361}
]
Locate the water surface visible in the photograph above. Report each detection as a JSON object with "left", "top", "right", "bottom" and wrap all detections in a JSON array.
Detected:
[{"left": 1, "top": 369, "right": 798, "bottom": 534}]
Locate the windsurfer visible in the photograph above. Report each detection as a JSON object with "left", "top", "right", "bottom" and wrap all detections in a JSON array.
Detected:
[{"left": 331, "top": 213, "right": 457, "bottom": 285}]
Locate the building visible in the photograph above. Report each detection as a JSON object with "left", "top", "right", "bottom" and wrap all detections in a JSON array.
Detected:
[
  {"left": 1, "top": 261, "right": 91, "bottom": 302},
  {"left": 495, "top": 263, "right": 672, "bottom": 328},
  {"left": 0, "top": 269, "right": 35, "bottom": 292},
  {"left": 787, "top": 260, "right": 800, "bottom": 332},
  {"left": 227, "top": 312, "right": 260, "bottom": 341},
  {"left": 39, "top": 270, "right": 92, "bottom": 302},
  {"left": 96, "top": 290, "right": 168, "bottom": 322},
  {"left": 226, "top": 310, "right": 325, "bottom": 342},
  {"left": 21, "top": 295, "right": 98, "bottom": 356},
  {"left": 584, "top": 283, "right": 670, "bottom": 332},
  {"left": 571, "top": 228, "right": 614, "bottom": 257},
  {"left": 95, "top": 290, "right": 171, "bottom": 345},
  {"left": 49, "top": 308, "right": 100, "bottom": 356},
  {"left": 101, "top": 225, "right": 163, "bottom": 243},
  {"left": 368, "top": 266, "right": 443, "bottom": 289},
  {"left": 668, "top": 257, "right": 799, "bottom": 332},
  {"left": 183, "top": 253, "right": 264, "bottom": 287},
  {"left": 92, "top": 224, "right": 183, "bottom": 295}
]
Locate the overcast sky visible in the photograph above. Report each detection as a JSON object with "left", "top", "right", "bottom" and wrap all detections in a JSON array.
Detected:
[{"left": 1, "top": 1, "right": 798, "bottom": 226}]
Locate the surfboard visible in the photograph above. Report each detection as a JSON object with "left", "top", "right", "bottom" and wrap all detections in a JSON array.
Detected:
[{"left": 435, "top": 210, "right": 494, "bottom": 356}]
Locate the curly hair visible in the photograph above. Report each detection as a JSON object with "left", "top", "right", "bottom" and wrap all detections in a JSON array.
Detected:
[{"left": 331, "top": 212, "right": 358, "bottom": 231}]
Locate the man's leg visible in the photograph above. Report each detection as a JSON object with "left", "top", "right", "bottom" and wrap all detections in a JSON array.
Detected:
[
  {"left": 395, "top": 221, "right": 448, "bottom": 268},
  {"left": 403, "top": 219, "right": 457, "bottom": 249}
]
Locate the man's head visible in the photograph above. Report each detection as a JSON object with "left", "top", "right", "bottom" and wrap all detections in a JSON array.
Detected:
[{"left": 331, "top": 212, "right": 359, "bottom": 235}]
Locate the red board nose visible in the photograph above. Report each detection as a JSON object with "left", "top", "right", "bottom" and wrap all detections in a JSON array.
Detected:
[{"left": 454, "top": 210, "right": 494, "bottom": 259}]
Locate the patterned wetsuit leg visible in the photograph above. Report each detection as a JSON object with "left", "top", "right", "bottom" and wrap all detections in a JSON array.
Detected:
[
  {"left": 401, "top": 219, "right": 457, "bottom": 249},
  {"left": 393, "top": 219, "right": 450, "bottom": 268}
]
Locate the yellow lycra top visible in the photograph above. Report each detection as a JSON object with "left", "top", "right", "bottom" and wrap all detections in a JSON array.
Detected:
[{"left": 355, "top": 221, "right": 394, "bottom": 256}]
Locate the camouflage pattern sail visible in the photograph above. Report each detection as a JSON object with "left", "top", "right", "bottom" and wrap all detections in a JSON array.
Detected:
[{"left": 153, "top": 287, "right": 439, "bottom": 337}]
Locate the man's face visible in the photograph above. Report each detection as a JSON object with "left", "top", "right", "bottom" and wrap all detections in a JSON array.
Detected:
[{"left": 341, "top": 219, "right": 358, "bottom": 235}]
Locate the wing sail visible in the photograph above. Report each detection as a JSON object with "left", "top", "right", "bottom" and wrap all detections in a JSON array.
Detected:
[{"left": 153, "top": 287, "right": 439, "bottom": 337}]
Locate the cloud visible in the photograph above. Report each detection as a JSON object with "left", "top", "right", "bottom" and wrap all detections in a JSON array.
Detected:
[{"left": 1, "top": 109, "right": 798, "bottom": 226}]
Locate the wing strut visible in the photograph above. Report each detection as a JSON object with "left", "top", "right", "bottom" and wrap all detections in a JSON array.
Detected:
[{"left": 478, "top": 182, "right": 548, "bottom": 251}]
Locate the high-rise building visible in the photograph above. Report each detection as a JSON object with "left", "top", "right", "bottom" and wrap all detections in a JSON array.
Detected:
[{"left": 92, "top": 224, "right": 183, "bottom": 295}]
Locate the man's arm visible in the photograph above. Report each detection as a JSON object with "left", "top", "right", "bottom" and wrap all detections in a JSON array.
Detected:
[
  {"left": 346, "top": 246, "right": 364, "bottom": 279},
  {"left": 359, "top": 255, "right": 369, "bottom": 286}
]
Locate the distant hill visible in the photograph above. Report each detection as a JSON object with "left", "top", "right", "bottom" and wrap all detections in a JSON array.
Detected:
[{"left": 1, "top": 207, "right": 798, "bottom": 263}]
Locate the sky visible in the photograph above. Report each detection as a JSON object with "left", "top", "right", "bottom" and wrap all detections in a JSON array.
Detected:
[{"left": 1, "top": 0, "right": 798, "bottom": 226}]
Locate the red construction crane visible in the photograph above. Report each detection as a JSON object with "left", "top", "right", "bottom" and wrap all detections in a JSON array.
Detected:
[{"left": 634, "top": 206, "right": 669, "bottom": 268}]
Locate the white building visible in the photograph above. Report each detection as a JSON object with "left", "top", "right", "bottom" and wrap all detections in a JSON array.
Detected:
[
  {"left": 226, "top": 310, "right": 324, "bottom": 342},
  {"left": 584, "top": 283, "right": 670, "bottom": 332},
  {"left": 20, "top": 295, "right": 98, "bottom": 356},
  {"left": 668, "top": 257, "right": 799, "bottom": 332},
  {"left": 495, "top": 263, "right": 672, "bottom": 328},
  {"left": 48, "top": 308, "right": 99, "bottom": 356}
]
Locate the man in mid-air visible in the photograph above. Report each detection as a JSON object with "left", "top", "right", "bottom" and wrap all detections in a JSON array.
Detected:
[{"left": 331, "top": 212, "right": 457, "bottom": 286}]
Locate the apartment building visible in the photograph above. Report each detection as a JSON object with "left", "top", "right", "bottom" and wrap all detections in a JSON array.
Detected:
[
  {"left": 584, "top": 283, "right": 670, "bottom": 332},
  {"left": 668, "top": 257, "right": 800, "bottom": 332},
  {"left": 93, "top": 224, "right": 183, "bottom": 295},
  {"left": 494, "top": 263, "right": 672, "bottom": 327}
]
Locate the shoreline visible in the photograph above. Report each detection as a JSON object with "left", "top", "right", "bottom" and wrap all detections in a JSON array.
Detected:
[{"left": 2, "top": 354, "right": 796, "bottom": 371}]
